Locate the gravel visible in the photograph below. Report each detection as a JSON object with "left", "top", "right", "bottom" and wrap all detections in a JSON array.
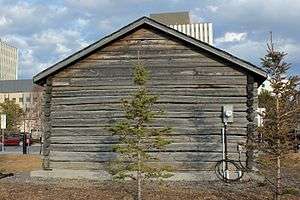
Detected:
[{"left": 0, "top": 172, "right": 299, "bottom": 200}]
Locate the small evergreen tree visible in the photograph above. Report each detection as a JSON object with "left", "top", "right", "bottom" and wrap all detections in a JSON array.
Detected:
[
  {"left": 110, "top": 60, "right": 172, "bottom": 200},
  {"left": 257, "top": 35, "right": 299, "bottom": 200}
]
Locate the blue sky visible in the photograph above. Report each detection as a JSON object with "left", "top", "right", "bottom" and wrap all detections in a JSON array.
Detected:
[{"left": 0, "top": 0, "right": 299, "bottom": 79}]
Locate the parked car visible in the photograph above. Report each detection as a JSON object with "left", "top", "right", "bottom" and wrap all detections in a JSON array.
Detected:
[{"left": 0, "top": 134, "right": 20, "bottom": 146}]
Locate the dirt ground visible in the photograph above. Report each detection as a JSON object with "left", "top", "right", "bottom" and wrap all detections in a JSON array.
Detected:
[
  {"left": 0, "top": 154, "right": 41, "bottom": 173},
  {"left": 0, "top": 179, "right": 299, "bottom": 200},
  {"left": 0, "top": 154, "right": 299, "bottom": 200}
]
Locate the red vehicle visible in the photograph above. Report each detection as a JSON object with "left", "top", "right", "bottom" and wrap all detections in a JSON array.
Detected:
[{"left": 1, "top": 134, "right": 20, "bottom": 146}]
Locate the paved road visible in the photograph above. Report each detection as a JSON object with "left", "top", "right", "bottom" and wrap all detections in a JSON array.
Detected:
[{"left": 0, "top": 144, "right": 41, "bottom": 155}]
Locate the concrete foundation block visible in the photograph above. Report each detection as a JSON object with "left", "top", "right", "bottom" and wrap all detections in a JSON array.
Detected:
[{"left": 30, "top": 169, "right": 112, "bottom": 180}]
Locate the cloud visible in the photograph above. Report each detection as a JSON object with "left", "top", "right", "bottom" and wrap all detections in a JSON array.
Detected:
[
  {"left": 275, "top": 39, "right": 300, "bottom": 74},
  {"left": 0, "top": 16, "right": 12, "bottom": 26},
  {"left": 2, "top": 34, "right": 28, "bottom": 49},
  {"left": 75, "top": 18, "right": 90, "bottom": 28},
  {"left": 55, "top": 44, "right": 71, "bottom": 54},
  {"left": 218, "top": 37, "right": 300, "bottom": 75},
  {"left": 216, "top": 32, "right": 247, "bottom": 43},
  {"left": 190, "top": 8, "right": 206, "bottom": 22},
  {"left": 65, "top": 0, "right": 113, "bottom": 9},
  {"left": 0, "top": 0, "right": 299, "bottom": 79},
  {"left": 207, "top": 5, "right": 218, "bottom": 12},
  {"left": 221, "top": 39, "right": 266, "bottom": 65},
  {"left": 97, "top": 19, "right": 113, "bottom": 31}
]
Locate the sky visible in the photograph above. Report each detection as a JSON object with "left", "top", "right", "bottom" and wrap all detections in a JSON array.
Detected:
[{"left": 0, "top": 0, "right": 299, "bottom": 79}]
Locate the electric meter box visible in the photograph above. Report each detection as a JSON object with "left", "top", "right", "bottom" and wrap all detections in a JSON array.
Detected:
[{"left": 222, "top": 105, "right": 233, "bottom": 123}]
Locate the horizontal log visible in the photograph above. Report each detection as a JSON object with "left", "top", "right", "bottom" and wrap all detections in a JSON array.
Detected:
[
  {"left": 51, "top": 135, "right": 119, "bottom": 144},
  {"left": 51, "top": 124, "right": 247, "bottom": 129},
  {"left": 51, "top": 96, "right": 247, "bottom": 105},
  {"left": 56, "top": 66, "right": 245, "bottom": 78},
  {"left": 50, "top": 135, "right": 247, "bottom": 144},
  {"left": 87, "top": 51, "right": 215, "bottom": 61},
  {"left": 101, "top": 43, "right": 192, "bottom": 52},
  {"left": 52, "top": 85, "right": 247, "bottom": 92},
  {"left": 101, "top": 44, "right": 201, "bottom": 53},
  {"left": 50, "top": 151, "right": 246, "bottom": 162},
  {"left": 49, "top": 161, "right": 246, "bottom": 171},
  {"left": 78, "top": 55, "right": 225, "bottom": 64},
  {"left": 100, "top": 43, "right": 215, "bottom": 58},
  {"left": 51, "top": 117, "right": 248, "bottom": 128},
  {"left": 105, "top": 37, "right": 181, "bottom": 47},
  {"left": 51, "top": 127, "right": 247, "bottom": 136},
  {"left": 50, "top": 142, "right": 244, "bottom": 153},
  {"left": 52, "top": 75, "right": 247, "bottom": 86},
  {"left": 51, "top": 87, "right": 247, "bottom": 98},
  {"left": 119, "top": 27, "right": 163, "bottom": 37},
  {"left": 73, "top": 60, "right": 231, "bottom": 69},
  {"left": 51, "top": 103, "right": 248, "bottom": 112},
  {"left": 95, "top": 48, "right": 204, "bottom": 55},
  {"left": 51, "top": 111, "right": 247, "bottom": 119}
]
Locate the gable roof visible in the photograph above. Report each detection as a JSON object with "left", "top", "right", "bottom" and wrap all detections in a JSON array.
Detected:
[{"left": 33, "top": 16, "right": 267, "bottom": 85}]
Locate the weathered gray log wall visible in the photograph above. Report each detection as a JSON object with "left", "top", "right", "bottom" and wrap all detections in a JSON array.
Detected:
[
  {"left": 44, "top": 25, "right": 257, "bottom": 172},
  {"left": 246, "top": 75, "right": 258, "bottom": 169},
  {"left": 43, "top": 78, "right": 52, "bottom": 170}
]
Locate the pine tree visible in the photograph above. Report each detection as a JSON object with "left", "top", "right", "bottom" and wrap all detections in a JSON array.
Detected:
[
  {"left": 109, "top": 59, "right": 172, "bottom": 200},
  {"left": 257, "top": 34, "right": 299, "bottom": 200},
  {"left": 258, "top": 89, "right": 275, "bottom": 109}
]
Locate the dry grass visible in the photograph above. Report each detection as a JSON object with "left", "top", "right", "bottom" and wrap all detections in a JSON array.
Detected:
[
  {"left": 0, "top": 154, "right": 299, "bottom": 200},
  {"left": 0, "top": 180, "right": 298, "bottom": 200},
  {"left": 283, "top": 153, "right": 300, "bottom": 168},
  {"left": 0, "top": 154, "right": 41, "bottom": 173}
]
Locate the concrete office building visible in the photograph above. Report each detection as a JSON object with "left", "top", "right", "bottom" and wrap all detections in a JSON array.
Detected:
[
  {"left": 0, "top": 80, "right": 35, "bottom": 109},
  {"left": 150, "top": 12, "right": 213, "bottom": 45},
  {"left": 0, "top": 80, "right": 43, "bottom": 134},
  {"left": 0, "top": 39, "right": 18, "bottom": 80}
]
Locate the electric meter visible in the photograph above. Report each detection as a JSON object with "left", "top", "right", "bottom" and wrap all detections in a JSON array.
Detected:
[{"left": 222, "top": 105, "right": 234, "bottom": 123}]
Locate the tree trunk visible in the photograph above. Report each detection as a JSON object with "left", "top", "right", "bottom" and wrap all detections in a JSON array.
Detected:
[
  {"left": 137, "top": 143, "right": 142, "bottom": 200},
  {"left": 275, "top": 96, "right": 281, "bottom": 200},
  {"left": 275, "top": 154, "right": 281, "bottom": 200}
]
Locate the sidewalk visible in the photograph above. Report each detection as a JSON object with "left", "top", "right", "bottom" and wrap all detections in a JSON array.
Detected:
[{"left": 0, "top": 144, "right": 41, "bottom": 155}]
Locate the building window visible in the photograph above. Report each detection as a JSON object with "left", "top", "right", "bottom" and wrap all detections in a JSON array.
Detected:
[
  {"left": 4, "top": 98, "right": 9, "bottom": 101},
  {"left": 26, "top": 97, "right": 31, "bottom": 102},
  {"left": 19, "top": 98, "right": 23, "bottom": 102},
  {"left": 12, "top": 98, "right": 16, "bottom": 102}
]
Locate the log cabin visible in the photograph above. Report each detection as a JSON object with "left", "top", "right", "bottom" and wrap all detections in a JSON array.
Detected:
[{"left": 33, "top": 17, "right": 267, "bottom": 180}]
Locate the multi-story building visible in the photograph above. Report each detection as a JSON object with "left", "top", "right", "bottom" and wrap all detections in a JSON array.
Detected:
[
  {"left": 150, "top": 12, "right": 213, "bottom": 45},
  {"left": 0, "top": 39, "right": 18, "bottom": 80},
  {"left": 0, "top": 80, "right": 43, "bottom": 135},
  {"left": 0, "top": 80, "right": 35, "bottom": 109}
]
